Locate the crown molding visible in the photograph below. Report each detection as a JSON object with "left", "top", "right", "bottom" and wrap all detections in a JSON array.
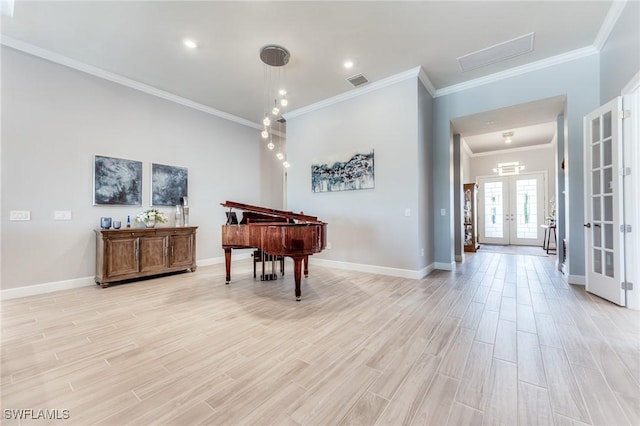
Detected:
[
  {"left": 622, "top": 70, "right": 640, "bottom": 95},
  {"left": 593, "top": 0, "right": 628, "bottom": 51},
  {"left": 417, "top": 67, "right": 436, "bottom": 97},
  {"left": 1, "top": 36, "right": 262, "bottom": 131},
  {"left": 434, "top": 46, "right": 598, "bottom": 98},
  {"left": 284, "top": 66, "right": 422, "bottom": 120}
]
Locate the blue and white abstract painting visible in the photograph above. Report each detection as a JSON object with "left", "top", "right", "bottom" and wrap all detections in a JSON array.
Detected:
[
  {"left": 93, "top": 155, "right": 142, "bottom": 205},
  {"left": 311, "top": 150, "right": 374, "bottom": 193},
  {"left": 151, "top": 163, "right": 188, "bottom": 206}
]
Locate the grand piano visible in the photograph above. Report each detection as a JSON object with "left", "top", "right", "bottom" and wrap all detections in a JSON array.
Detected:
[{"left": 221, "top": 201, "right": 327, "bottom": 301}]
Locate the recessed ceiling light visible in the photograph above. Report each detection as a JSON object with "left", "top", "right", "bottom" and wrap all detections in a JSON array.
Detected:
[
  {"left": 184, "top": 39, "right": 198, "bottom": 49},
  {"left": 344, "top": 60, "right": 354, "bottom": 69}
]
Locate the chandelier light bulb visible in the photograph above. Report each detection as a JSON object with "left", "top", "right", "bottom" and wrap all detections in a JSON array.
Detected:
[
  {"left": 272, "top": 106, "right": 280, "bottom": 116},
  {"left": 280, "top": 97, "right": 288, "bottom": 107},
  {"left": 267, "top": 141, "right": 275, "bottom": 150},
  {"left": 276, "top": 152, "right": 284, "bottom": 160},
  {"left": 283, "top": 161, "right": 290, "bottom": 168},
  {"left": 261, "top": 129, "right": 269, "bottom": 139},
  {"left": 279, "top": 89, "right": 287, "bottom": 96},
  {"left": 263, "top": 116, "right": 271, "bottom": 126}
]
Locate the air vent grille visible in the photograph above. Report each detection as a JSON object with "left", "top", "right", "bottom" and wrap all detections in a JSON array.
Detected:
[
  {"left": 457, "top": 32, "right": 535, "bottom": 72},
  {"left": 346, "top": 73, "right": 369, "bottom": 87}
]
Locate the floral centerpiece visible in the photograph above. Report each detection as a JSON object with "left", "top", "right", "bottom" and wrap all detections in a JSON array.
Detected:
[{"left": 136, "top": 208, "right": 167, "bottom": 228}]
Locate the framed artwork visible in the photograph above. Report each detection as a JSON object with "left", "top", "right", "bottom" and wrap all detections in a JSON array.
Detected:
[
  {"left": 311, "top": 150, "right": 375, "bottom": 193},
  {"left": 93, "top": 155, "right": 142, "bottom": 205},
  {"left": 151, "top": 163, "right": 188, "bottom": 206}
]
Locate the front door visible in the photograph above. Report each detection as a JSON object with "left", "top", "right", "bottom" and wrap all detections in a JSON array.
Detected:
[
  {"left": 584, "top": 97, "right": 625, "bottom": 306},
  {"left": 478, "top": 173, "right": 545, "bottom": 246}
]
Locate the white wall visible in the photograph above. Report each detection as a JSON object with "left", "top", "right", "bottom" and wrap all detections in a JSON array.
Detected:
[
  {"left": 287, "top": 77, "right": 429, "bottom": 275},
  {"left": 1, "top": 46, "right": 277, "bottom": 291}
]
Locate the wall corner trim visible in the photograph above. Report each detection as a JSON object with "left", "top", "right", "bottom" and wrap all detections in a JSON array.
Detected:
[
  {"left": 0, "top": 36, "right": 261, "bottom": 131},
  {"left": 284, "top": 66, "right": 422, "bottom": 120},
  {"left": 568, "top": 275, "right": 586, "bottom": 285}
]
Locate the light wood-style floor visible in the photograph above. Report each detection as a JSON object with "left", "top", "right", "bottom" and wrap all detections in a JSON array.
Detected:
[{"left": 2, "top": 253, "right": 639, "bottom": 425}]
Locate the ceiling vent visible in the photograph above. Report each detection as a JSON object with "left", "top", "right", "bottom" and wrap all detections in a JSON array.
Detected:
[
  {"left": 457, "top": 32, "right": 535, "bottom": 72},
  {"left": 346, "top": 73, "right": 369, "bottom": 87}
]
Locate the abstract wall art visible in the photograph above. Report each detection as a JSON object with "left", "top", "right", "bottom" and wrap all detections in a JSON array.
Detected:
[
  {"left": 93, "top": 155, "right": 142, "bottom": 205},
  {"left": 151, "top": 163, "right": 188, "bottom": 206},
  {"left": 311, "top": 150, "right": 374, "bottom": 193}
]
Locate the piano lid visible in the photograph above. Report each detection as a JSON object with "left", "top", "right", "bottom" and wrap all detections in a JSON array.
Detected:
[{"left": 221, "top": 200, "right": 323, "bottom": 224}]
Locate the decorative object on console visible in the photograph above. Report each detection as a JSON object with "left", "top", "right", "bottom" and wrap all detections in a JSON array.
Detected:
[
  {"left": 136, "top": 208, "right": 167, "bottom": 228},
  {"left": 463, "top": 183, "right": 479, "bottom": 252},
  {"left": 151, "top": 163, "right": 188, "bottom": 206},
  {"left": 100, "top": 217, "right": 112, "bottom": 229},
  {"left": 93, "top": 155, "right": 142, "bottom": 205},
  {"left": 311, "top": 150, "right": 375, "bottom": 193}
]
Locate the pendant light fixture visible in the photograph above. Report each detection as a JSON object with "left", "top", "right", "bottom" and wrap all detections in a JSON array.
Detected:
[{"left": 260, "top": 45, "right": 291, "bottom": 168}]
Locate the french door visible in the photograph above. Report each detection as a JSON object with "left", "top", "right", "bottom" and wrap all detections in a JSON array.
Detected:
[
  {"left": 584, "top": 97, "right": 625, "bottom": 306},
  {"left": 478, "top": 172, "right": 545, "bottom": 246}
]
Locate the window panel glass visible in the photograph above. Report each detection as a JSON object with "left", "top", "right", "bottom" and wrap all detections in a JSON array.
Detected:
[
  {"left": 591, "top": 117, "right": 600, "bottom": 143},
  {"left": 484, "top": 182, "right": 503, "bottom": 239},
  {"left": 605, "top": 224, "right": 613, "bottom": 249},
  {"left": 605, "top": 251, "right": 614, "bottom": 278},
  {"left": 592, "top": 143, "right": 600, "bottom": 169},
  {"left": 593, "top": 196, "right": 601, "bottom": 221},
  {"left": 603, "top": 111, "right": 612, "bottom": 139},
  {"left": 593, "top": 225, "right": 601, "bottom": 248},
  {"left": 604, "top": 167, "right": 613, "bottom": 194},
  {"left": 594, "top": 249, "right": 602, "bottom": 274},
  {"left": 604, "top": 195, "right": 613, "bottom": 222},
  {"left": 592, "top": 170, "right": 600, "bottom": 195},
  {"left": 603, "top": 139, "right": 612, "bottom": 167},
  {"left": 516, "top": 178, "right": 537, "bottom": 239}
]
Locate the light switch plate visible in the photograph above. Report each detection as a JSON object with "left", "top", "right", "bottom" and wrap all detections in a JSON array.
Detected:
[
  {"left": 440, "top": 208, "right": 446, "bottom": 216},
  {"left": 10, "top": 210, "right": 31, "bottom": 221},
  {"left": 54, "top": 210, "right": 72, "bottom": 220},
  {"left": 405, "top": 208, "right": 411, "bottom": 217}
]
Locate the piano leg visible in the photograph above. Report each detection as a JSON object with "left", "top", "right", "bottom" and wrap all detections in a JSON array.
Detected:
[
  {"left": 304, "top": 255, "right": 309, "bottom": 277},
  {"left": 293, "top": 257, "right": 303, "bottom": 301},
  {"left": 224, "top": 248, "right": 232, "bottom": 284}
]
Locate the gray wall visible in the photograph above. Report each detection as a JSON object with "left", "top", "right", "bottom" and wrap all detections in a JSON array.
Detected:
[
  {"left": 287, "top": 78, "right": 428, "bottom": 273},
  {"left": 1, "top": 46, "right": 278, "bottom": 290},
  {"left": 600, "top": 1, "right": 640, "bottom": 102},
  {"left": 433, "top": 54, "right": 600, "bottom": 279}
]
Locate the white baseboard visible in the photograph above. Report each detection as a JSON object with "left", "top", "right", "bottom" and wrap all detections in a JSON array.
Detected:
[
  {"left": 434, "top": 261, "right": 456, "bottom": 271},
  {"left": 1, "top": 276, "right": 96, "bottom": 300},
  {"left": 197, "top": 252, "right": 251, "bottom": 267},
  {"left": 568, "top": 275, "right": 585, "bottom": 285},
  {"left": 309, "top": 258, "right": 434, "bottom": 279},
  {"left": 0, "top": 253, "right": 254, "bottom": 300}
]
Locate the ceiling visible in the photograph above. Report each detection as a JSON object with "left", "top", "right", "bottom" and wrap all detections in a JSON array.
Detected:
[{"left": 1, "top": 1, "right": 615, "bottom": 148}]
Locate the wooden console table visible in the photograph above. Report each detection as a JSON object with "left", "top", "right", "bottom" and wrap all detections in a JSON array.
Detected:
[{"left": 95, "top": 226, "right": 197, "bottom": 287}]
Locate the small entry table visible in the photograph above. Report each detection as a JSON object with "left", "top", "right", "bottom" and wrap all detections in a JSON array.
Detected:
[{"left": 541, "top": 224, "right": 557, "bottom": 254}]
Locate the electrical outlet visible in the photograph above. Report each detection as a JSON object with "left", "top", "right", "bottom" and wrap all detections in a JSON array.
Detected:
[
  {"left": 405, "top": 208, "right": 411, "bottom": 217},
  {"left": 421, "top": 248, "right": 424, "bottom": 256},
  {"left": 10, "top": 210, "right": 31, "bottom": 221},
  {"left": 440, "top": 208, "right": 446, "bottom": 216},
  {"left": 54, "top": 210, "right": 72, "bottom": 220}
]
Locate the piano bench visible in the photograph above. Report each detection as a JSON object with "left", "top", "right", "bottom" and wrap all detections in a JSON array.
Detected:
[{"left": 252, "top": 250, "right": 285, "bottom": 279}]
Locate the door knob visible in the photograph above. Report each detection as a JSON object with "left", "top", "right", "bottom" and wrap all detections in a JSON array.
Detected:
[{"left": 584, "top": 223, "right": 591, "bottom": 228}]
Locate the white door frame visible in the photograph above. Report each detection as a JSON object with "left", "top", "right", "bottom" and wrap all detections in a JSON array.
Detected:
[{"left": 477, "top": 171, "right": 548, "bottom": 246}]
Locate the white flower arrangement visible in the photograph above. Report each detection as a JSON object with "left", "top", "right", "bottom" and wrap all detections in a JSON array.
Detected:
[{"left": 136, "top": 208, "right": 168, "bottom": 224}]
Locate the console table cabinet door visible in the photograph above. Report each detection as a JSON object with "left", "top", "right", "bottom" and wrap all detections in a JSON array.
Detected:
[
  {"left": 169, "top": 233, "right": 194, "bottom": 268},
  {"left": 95, "top": 227, "right": 197, "bottom": 286},
  {"left": 140, "top": 236, "right": 168, "bottom": 273},
  {"left": 107, "top": 237, "right": 139, "bottom": 277}
]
